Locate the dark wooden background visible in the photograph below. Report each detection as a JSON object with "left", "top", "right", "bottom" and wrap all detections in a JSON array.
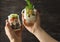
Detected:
[{"left": 0, "top": 0, "right": 60, "bottom": 42}]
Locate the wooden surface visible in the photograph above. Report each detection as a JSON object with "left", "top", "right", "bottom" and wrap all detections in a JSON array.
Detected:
[{"left": 0, "top": 0, "right": 60, "bottom": 42}]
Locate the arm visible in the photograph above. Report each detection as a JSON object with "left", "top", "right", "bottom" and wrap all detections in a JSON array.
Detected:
[
  {"left": 22, "top": 11, "right": 58, "bottom": 42},
  {"left": 33, "top": 26, "right": 58, "bottom": 42}
]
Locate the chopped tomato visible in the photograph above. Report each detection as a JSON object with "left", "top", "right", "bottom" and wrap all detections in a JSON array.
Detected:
[{"left": 10, "top": 18, "right": 17, "bottom": 21}]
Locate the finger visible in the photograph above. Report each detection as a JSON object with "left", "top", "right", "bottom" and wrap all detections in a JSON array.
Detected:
[
  {"left": 15, "top": 24, "right": 24, "bottom": 36},
  {"left": 22, "top": 15, "right": 24, "bottom": 24},
  {"left": 36, "top": 11, "right": 40, "bottom": 25},
  {"left": 22, "top": 14, "right": 25, "bottom": 27},
  {"left": 20, "top": 24, "right": 24, "bottom": 31},
  {"left": 22, "top": 15, "right": 32, "bottom": 29},
  {"left": 22, "top": 15, "right": 29, "bottom": 28},
  {"left": 5, "top": 20, "right": 12, "bottom": 32},
  {"left": 5, "top": 20, "right": 16, "bottom": 40},
  {"left": 5, "top": 20, "right": 10, "bottom": 27},
  {"left": 15, "top": 30, "right": 22, "bottom": 37}
]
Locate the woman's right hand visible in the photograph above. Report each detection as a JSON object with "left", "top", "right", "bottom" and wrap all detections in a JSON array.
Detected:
[
  {"left": 22, "top": 11, "right": 41, "bottom": 34},
  {"left": 5, "top": 20, "right": 22, "bottom": 42}
]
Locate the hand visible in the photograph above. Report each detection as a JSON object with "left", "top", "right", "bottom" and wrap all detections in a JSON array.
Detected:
[
  {"left": 22, "top": 11, "right": 41, "bottom": 34},
  {"left": 22, "top": 11, "right": 58, "bottom": 42},
  {"left": 5, "top": 20, "right": 22, "bottom": 42}
]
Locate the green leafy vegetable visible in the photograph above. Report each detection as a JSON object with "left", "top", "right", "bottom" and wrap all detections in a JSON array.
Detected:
[{"left": 25, "top": 0, "right": 34, "bottom": 9}]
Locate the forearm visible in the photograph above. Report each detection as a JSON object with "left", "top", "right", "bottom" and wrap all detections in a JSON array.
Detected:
[{"left": 33, "top": 27, "right": 58, "bottom": 42}]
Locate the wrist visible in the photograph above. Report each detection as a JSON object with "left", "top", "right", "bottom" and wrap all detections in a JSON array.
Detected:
[
  {"left": 33, "top": 26, "right": 44, "bottom": 41},
  {"left": 10, "top": 39, "right": 16, "bottom": 42},
  {"left": 10, "top": 38, "right": 21, "bottom": 42},
  {"left": 10, "top": 40, "right": 21, "bottom": 42},
  {"left": 33, "top": 26, "right": 43, "bottom": 35}
]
